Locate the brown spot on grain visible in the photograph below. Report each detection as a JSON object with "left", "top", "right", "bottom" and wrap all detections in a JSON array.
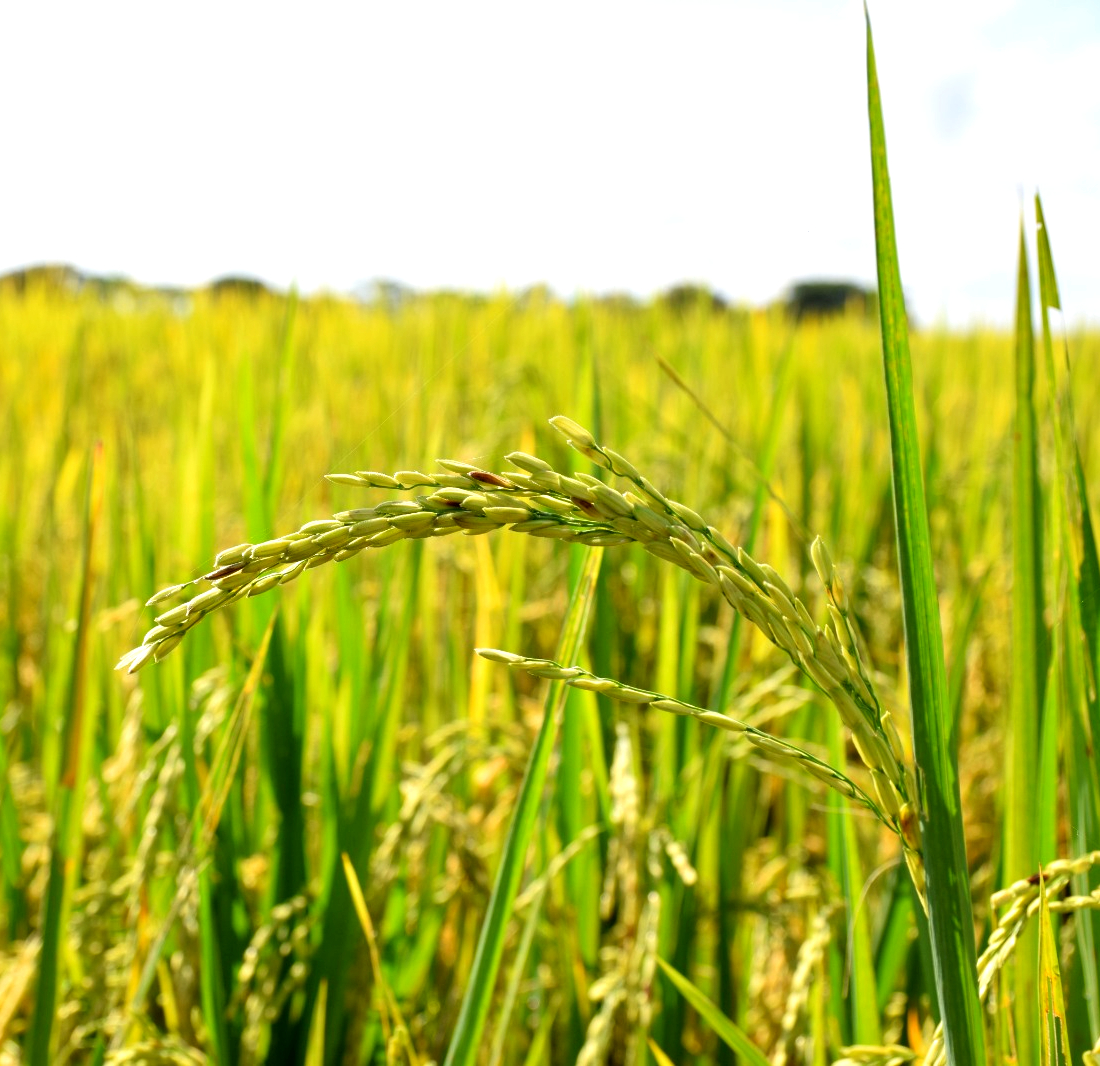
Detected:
[
  {"left": 470, "top": 470, "right": 513, "bottom": 487},
  {"left": 205, "top": 563, "right": 245, "bottom": 581}
]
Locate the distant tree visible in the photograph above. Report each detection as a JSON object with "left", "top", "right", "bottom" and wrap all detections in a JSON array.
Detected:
[
  {"left": 207, "top": 275, "right": 277, "bottom": 299},
  {"left": 593, "top": 292, "right": 640, "bottom": 314},
  {"left": 659, "top": 283, "right": 729, "bottom": 315},
  {"left": 0, "top": 263, "right": 84, "bottom": 294},
  {"left": 784, "top": 280, "right": 880, "bottom": 321}
]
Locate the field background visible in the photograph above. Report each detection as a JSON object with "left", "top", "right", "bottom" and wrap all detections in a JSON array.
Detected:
[{"left": 2, "top": 281, "right": 1099, "bottom": 1064}]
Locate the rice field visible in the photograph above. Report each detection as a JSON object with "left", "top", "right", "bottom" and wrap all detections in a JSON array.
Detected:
[{"left": 3, "top": 25, "right": 1100, "bottom": 1066}]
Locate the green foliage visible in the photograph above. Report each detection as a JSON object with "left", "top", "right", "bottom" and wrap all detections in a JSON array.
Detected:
[{"left": 865, "top": 12, "right": 984, "bottom": 1063}]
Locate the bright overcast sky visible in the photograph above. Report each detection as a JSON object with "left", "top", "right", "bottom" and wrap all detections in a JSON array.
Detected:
[{"left": 2, "top": 1, "right": 1098, "bottom": 327}]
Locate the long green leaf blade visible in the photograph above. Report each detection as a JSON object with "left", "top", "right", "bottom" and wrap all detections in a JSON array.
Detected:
[
  {"left": 865, "top": 12, "right": 985, "bottom": 1064},
  {"left": 1038, "top": 868, "right": 1072, "bottom": 1065},
  {"left": 826, "top": 714, "right": 880, "bottom": 1045},
  {"left": 656, "top": 958, "right": 770, "bottom": 1066},
  {"left": 1035, "top": 195, "right": 1100, "bottom": 1048},
  {"left": 1006, "top": 214, "right": 1045, "bottom": 1066},
  {"left": 27, "top": 443, "right": 104, "bottom": 1066},
  {"left": 443, "top": 547, "right": 604, "bottom": 1066}
]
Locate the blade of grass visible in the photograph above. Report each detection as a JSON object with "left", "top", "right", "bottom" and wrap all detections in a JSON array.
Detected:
[
  {"left": 26, "top": 441, "right": 104, "bottom": 1066},
  {"left": 305, "top": 981, "right": 328, "bottom": 1066},
  {"left": 1038, "top": 868, "right": 1072, "bottom": 1065},
  {"left": 520, "top": 1002, "right": 558, "bottom": 1066},
  {"left": 113, "top": 612, "right": 278, "bottom": 1054},
  {"left": 487, "top": 881, "right": 548, "bottom": 1066},
  {"left": 656, "top": 958, "right": 770, "bottom": 1066},
  {"left": 556, "top": 678, "right": 601, "bottom": 1035},
  {"left": 0, "top": 484, "right": 26, "bottom": 939},
  {"left": 174, "top": 652, "right": 232, "bottom": 1064},
  {"left": 647, "top": 1037, "right": 677, "bottom": 1066},
  {"left": 865, "top": 12, "right": 985, "bottom": 1064},
  {"left": 1006, "top": 215, "right": 1045, "bottom": 1066},
  {"left": 234, "top": 335, "right": 311, "bottom": 1062},
  {"left": 1035, "top": 195, "right": 1100, "bottom": 1048},
  {"left": 343, "top": 853, "right": 421, "bottom": 1066},
  {"left": 308, "top": 544, "right": 424, "bottom": 1066},
  {"left": 717, "top": 757, "right": 755, "bottom": 1066},
  {"left": 874, "top": 869, "right": 914, "bottom": 1013},
  {"left": 442, "top": 547, "right": 604, "bottom": 1066},
  {"left": 826, "top": 712, "right": 880, "bottom": 1046},
  {"left": 558, "top": 555, "right": 600, "bottom": 969},
  {"left": 0, "top": 726, "right": 25, "bottom": 939},
  {"left": 488, "top": 827, "right": 601, "bottom": 1066},
  {"left": 946, "top": 572, "right": 988, "bottom": 761},
  {"left": 1035, "top": 658, "right": 1060, "bottom": 872}
]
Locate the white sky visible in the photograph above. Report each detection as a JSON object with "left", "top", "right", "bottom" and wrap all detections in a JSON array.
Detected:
[{"left": 2, "top": 1, "right": 1097, "bottom": 327}]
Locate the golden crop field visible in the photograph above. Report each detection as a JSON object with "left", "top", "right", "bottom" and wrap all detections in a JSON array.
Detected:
[{"left": 3, "top": 270, "right": 1099, "bottom": 1066}]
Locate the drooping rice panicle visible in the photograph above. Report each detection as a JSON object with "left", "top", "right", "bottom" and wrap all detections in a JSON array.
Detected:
[
  {"left": 772, "top": 903, "right": 837, "bottom": 1066},
  {"left": 575, "top": 723, "right": 664, "bottom": 1066},
  {"left": 476, "top": 648, "right": 893, "bottom": 831},
  {"left": 122, "top": 415, "right": 925, "bottom": 899}
]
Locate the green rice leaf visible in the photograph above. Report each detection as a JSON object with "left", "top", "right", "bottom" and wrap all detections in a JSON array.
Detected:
[
  {"left": 647, "top": 1037, "right": 678, "bottom": 1066},
  {"left": 1006, "top": 214, "right": 1045, "bottom": 1066},
  {"left": 443, "top": 547, "right": 604, "bottom": 1066},
  {"left": 827, "top": 713, "right": 880, "bottom": 1045},
  {"left": 873, "top": 871, "right": 914, "bottom": 1012},
  {"left": 656, "top": 958, "right": 770, "bottom": 1066},
  {"left": 311, "top": 545, "right": 423, "bottom": 1064},
  {"left": 1038, "top": 868, "right": 1072, "bottom": 1065},
  {"left": 27, "top": 443, "right": 104, "bottom": 1066},
  {"left": 1035, "top": 194, "right": 1100, "bottom": 1046},
  {"left": 0, "top": 724, "right": 25, "bottom": 935},
  {"left": 865, "top": 11, "right": 985, "bottom": 1064},
  {"left": 488, "top": 828, "right": 600, "bottom": 1066}
]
